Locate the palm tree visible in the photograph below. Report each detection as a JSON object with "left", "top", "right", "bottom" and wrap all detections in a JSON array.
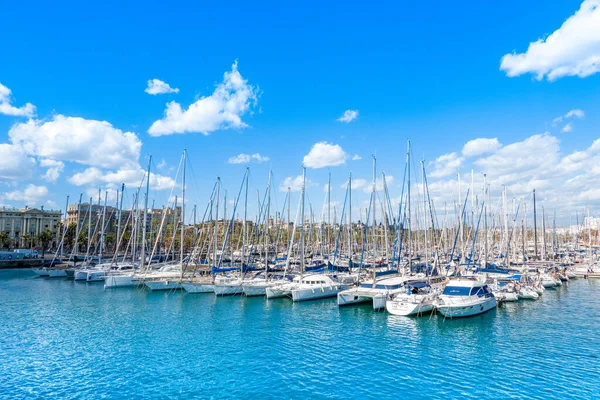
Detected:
[
  {"left": 21, "top": 233, "right": 32, "bottom": 249},
  {"left": 0, "top": 232, "right": 8, "bottom": 250},
  {"left": 38, "top": 229, "right": 53, "bottom": 258}
]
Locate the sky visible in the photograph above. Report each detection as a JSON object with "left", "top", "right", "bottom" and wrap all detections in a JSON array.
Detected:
[{"left": 1, "top": 0, "right": 600, "bottom": 227}]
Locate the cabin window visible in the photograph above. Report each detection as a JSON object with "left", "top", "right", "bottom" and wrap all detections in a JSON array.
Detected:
[
  {"left": 470, "top": 287, "right": 484, "bottom": 297},
  {"left": 442, "top": 286, "right": 471, "bottom": 296}
]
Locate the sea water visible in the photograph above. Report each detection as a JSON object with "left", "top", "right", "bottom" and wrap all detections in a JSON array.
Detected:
[{"left": 1, "top": 269, "right": 599, "bottom": 399}]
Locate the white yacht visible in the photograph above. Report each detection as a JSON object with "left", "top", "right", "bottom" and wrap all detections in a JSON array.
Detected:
[
  {"left": 290, "top": 274, "right": 348, "bottom": 302},
  {"left": 435, "top": 278, "right": 496, "bottom": 318},
  {"left": 337, "top": 275, "right": 405, "bottom": 310},
  {"left": 385, "top": 282, "right": 438, "bottom": 316}
]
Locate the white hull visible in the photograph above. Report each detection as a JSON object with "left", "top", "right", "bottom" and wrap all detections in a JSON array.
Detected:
[
  {"left": 32, "top": 269, "right": 49, "bottom": 277},
  {"left": 291, "top": 284, "right": 347, "bottom": 302},
  {"left": 386, "top": 297, "right": 435, "bottom": 316},
  {"left": 372, "top": 294, "right": 387, "bottom": 310},
  {"left": 518, "top": 288, "right": 539, "bottom": 300},
  {"left": 242, "top": 284, "right": 269, "bottom": 297},
  {"left": 48, "top": 269, "right": 68, "bottom": 278},
  {"left": 436, "top": 296, "right": 496, "bottom": 318},
  {"left": 266, "top": 285, "right": 294, "bottom": 299},
  {"left": 104, "top": 274, "right": 136, "bottom": 288},
  {"left": 74, "top": 270, "right": 89, "bottom": 281},
  {"left": 337, "top": 290, "right": 373, "bottom": 307},
  {"left": 541, "top": 279, "right": 557, "bottom": 288},
  {"left": 87, "top": 271, "right": 105, "bottom": 282},
  {"left": 214, "top": 284, "right": 243, "bottom": 296},
  {"left": 144, "top": 280, "right": 182, "bottom": 291},
  {"left": 182, "top": 283, "right": 215, "bottom": 293}
]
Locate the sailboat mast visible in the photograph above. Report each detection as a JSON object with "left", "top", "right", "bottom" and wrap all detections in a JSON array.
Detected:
[
  {"left": 421, "top": 160, "right": 428, "bottom": 272},
  {"left": 180, "top": 149, "right": 186, "bottom": 265},
  {"left": 86, "top": 197, "right": 92, "bottom": 258},
  {"left": 327, "top": 172, "right": 331, "bottom": 259},
  {"left": 533, "top": 189, "right": 538, "bottom": 260},
  {"left": 300, "top": 168, "right": 306, "bottom": 275},
  {"left": 265, "top": 171, "right": 272, "bottom": 274},
  {"left": 140, "top": 155, "right": 151, "bottom": 270},
  {"left": 100, "top": 191, "right": 107, "bottom": 260},
  {"left": 243, "top": 168, "right": 249, "bottom": 270},
  {"left": 483, "top": 174, "right": 488, "bottom": 267},
  {"left": 348, "top": 172, "right": 352, "bottom": 266},
  {"left": 214, "top": 178, "right": 220, "bottom": 268},
  {"left": 116, "top": 184, "right": 125, "bottom": 260},
  {"left": 372, "top": 156, "right": 377, "bottom": 281},
  {"left": 407, "top": 141, "right": 412, "bottom": 270}
]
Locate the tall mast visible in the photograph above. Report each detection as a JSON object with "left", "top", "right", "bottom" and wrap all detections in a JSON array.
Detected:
[
  {"left": 407, "top": 141, "right": 412, "bottom": 270},
  {"left": 265, "top": 171, "right": 272, "bottom": 274},
  {"left": 61, "top": 195, "right": 69, "bottom": 257},
  {"left": 100, "top": 191, "right": 107, "bottom": 260},
  {"left": 483, "top": 174, "right": 488, "bottom": 267},
  {"left": 327, "top": 171, "right": 331, "bottom": 258},
  {"left": 242, "top": 168, "right": 249, "bottom": 269},
  {"left": 140, "top": 155, "right": 151, "bottom": 270},
  {"left": 422, "top": 160, "right": 428, "bottom": 272},
  {"left": 372, "top": 156, "right": 377, "bottom": 282},
  {"left": 214, "top": 178, "right": 220, "bottom": 268},
  {"left": 116, "top": 184, "right": 125, "bottom": 260},
  {"left": 74, "top": 194, "right": 82, "bottom": 255},
  {"left": 86, "top": 196, "right": 92, "bottom": 258},
  {"left": 348, "top": 172, "right": 352, "bottom": 266},
  {"left": 542, "top": 206, "right": 547, "bottom": 261},
  {"left": 287, "top": 186, "right": 291, "bottom": 243},
  {"left": 533, "top": 189, "right": 538, "bottom": 260},
  {"left": 300, "top": 168, "right": 306, "bottom": 276},
  {"left": 180, "top": 149, "right": 186, "bottom": 265}
]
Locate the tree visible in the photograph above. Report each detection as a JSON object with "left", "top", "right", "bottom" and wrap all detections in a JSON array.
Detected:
[
  {"left": 21, "top": 233, "right": 32, "bottom": 249},
  {"left": 0, "top": 232, "right": 8, "bottom": 249},
  {"left": 38, "top": 229, "right": 53, "bottom": 258}
]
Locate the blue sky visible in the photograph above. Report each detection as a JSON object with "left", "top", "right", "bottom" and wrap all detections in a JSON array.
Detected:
[{"left": 1, "top": 0, "right": 599, "bottom": 225}]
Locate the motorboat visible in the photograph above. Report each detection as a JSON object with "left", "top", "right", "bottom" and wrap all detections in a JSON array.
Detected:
[
  {"left": 385, "top": 281, "right": 438, "bottom": 316},
  {"left": 435, "top": 278, "right": 496, "bottom": 318}
]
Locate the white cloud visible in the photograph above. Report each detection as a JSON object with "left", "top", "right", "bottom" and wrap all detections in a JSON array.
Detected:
[
  {"left": 157, "top": 159, "right": 168, "bottom": 170},
  {"left": 145, "top": 79, "right": 180, "bottom": 95},
  {"left": 0, "top": 144, "right": 35, "bottom": 180},
  {"left": 227, "top": 153, "right": 270, "bottom": 164},
  {"left": 553, "top": 108, "right": 585, "bottom": 125},
  {"left": 303, "top": 142, "right": 348, "bottom": 168},
  {"left": 0, "top": 83, "right": 36, "bottom": 117},
  {"left": 562, "top": 122, "right": 573, "bottom": 133},
  {"left": 69, "top": 167, "right": 176, "bottom": 191},
  {"left": 500, "top": 0, "right": 600, "bottom": 81},
  {"left": 39, "top": 159, "right": 65, "bottom": 182},
  {"left": 352, "top": 154, "right": 362, "bottom": 161},
  {"left": 337, "top": 109, "right": 359, "bottom": 123},
  {"left": 279, "top": 175, "right": 315, "bottom": 192},
  {"left": 462, "top": 138, "right": 502, "bottom": 157},
  {"left": 148, "top": 61, "right": 258, "bottom": 136},
  {"left": 341, "top": 178, "right": 368, "bottom": 191},
  {"left": 429, "top": 153, "right": 464, "bottom": 178},
  {"left": 9, "top": 115, "right": 142, "bottom": 170},
  {"left": 3, "top": 184, "right": 49, "bottom": 206},
  {"left": 565, "top": 109, "right": 585, "bottom": 119}
]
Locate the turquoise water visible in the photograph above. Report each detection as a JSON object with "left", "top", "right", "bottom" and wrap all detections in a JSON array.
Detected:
[{"left": 1, "top": 270, "right": 599, "bottom": 399}]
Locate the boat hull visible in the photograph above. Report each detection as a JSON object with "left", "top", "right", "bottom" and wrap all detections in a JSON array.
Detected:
[
  {"left": 386, "top": 299, "right": 435, "bottom": 316},
  {"left": 144, "top": 280, "right": 182, "bottom": 291},
  {"left": 32, "top": 269, "right": 49, "bottom": 277},
  {"left": 104, "top": 274, "right": 136, "bottom": 288},
  {"left": 242, "top": 284, "right": 268, "bottom": 297},
  {"left": 74, "top": 270, "right": 89, "bottom": 281},
  {"left": 436, "top": 297, "right": 496, "bottom": 319},
  {"left": 182, "top": 283, "right": 215, "bottom": 293},
  {"left": 214, "top": 284, "right": 243, "bottom": 296},
  {"left": 291, "top": 284, "right": 347, "bottom": 302},
  {"left": 48, "top": 269, "right": 68, "bottom": 278},
  {"left": 86, "top": 271, "right": 105, "bottom": 282}
]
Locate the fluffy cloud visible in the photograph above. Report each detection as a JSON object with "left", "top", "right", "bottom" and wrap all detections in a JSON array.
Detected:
[
  {"left": 227, "top": 153, "right": 270, "bottom": 164},
  {"left": 69, "top": 166, "right": 176, "bottom": 191},
  {"left": 562, "top": 123, "right": 573, "bottom": 133},
  {"left": 9, "top": 115, "right": 142, "bottom": 170},
  {"left": 352, "top": 154, "right": 362, "bottom": 161},
  {"left": 500, "top": 0, "right": 600, "bottom": 81},
  {"left": 553, "top": 109, "right": 585, "bottom": 125},
  {"left": 3, "top": 184, "right": 49, "bottom": 205},
  {"left": 429, "top": 153, "right": 464, "bottom": 178},
  {"left": 341, "top": 178, "right": 368, "bottom": 191},
  {"left": 0, "top": 144, "right": 35, "bottom": 180},
  {"left": 145, "top": 79, "right": 179, "bottom": 95},
  {"left": 279, "top": 175, "right": 315, "bottom": 192},
  {"left": 148, "top": 61, "right": 258, "bottom": 136},
  {"left": 337, "top": 110, "right": 359, "bottom": 123},
  {"left": 340, "top": 176, "right": 394, "bottom": 193},
  {"left": 462, "top": 138, "right": 502, "bottom": 157},
  {"left": 0, "top": 83, "right": 36, "bottom": 117},
  {"left": 39, "top": 159, "right": 65, "bottom": 182},
  {"left": 303, "top": 142, "right": 348, "bottom": 168}
]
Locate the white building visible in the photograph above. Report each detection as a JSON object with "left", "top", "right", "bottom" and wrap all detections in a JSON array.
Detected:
[{"left": 0, "top": 207, "right": 62, "bottom": 248}]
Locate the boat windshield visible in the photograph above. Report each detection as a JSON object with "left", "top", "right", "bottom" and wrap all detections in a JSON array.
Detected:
[{"left": 442, "top": 286, "right": 471, "bottom": 296}]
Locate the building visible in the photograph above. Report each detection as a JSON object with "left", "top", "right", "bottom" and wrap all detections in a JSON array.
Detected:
[{"left": 0, "top": 206, "right": 62, "bottom": 248}]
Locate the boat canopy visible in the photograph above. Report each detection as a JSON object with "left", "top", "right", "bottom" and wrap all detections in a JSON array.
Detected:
[{"left": 407, "top": 281, "right": 430, "bottom": 289}]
